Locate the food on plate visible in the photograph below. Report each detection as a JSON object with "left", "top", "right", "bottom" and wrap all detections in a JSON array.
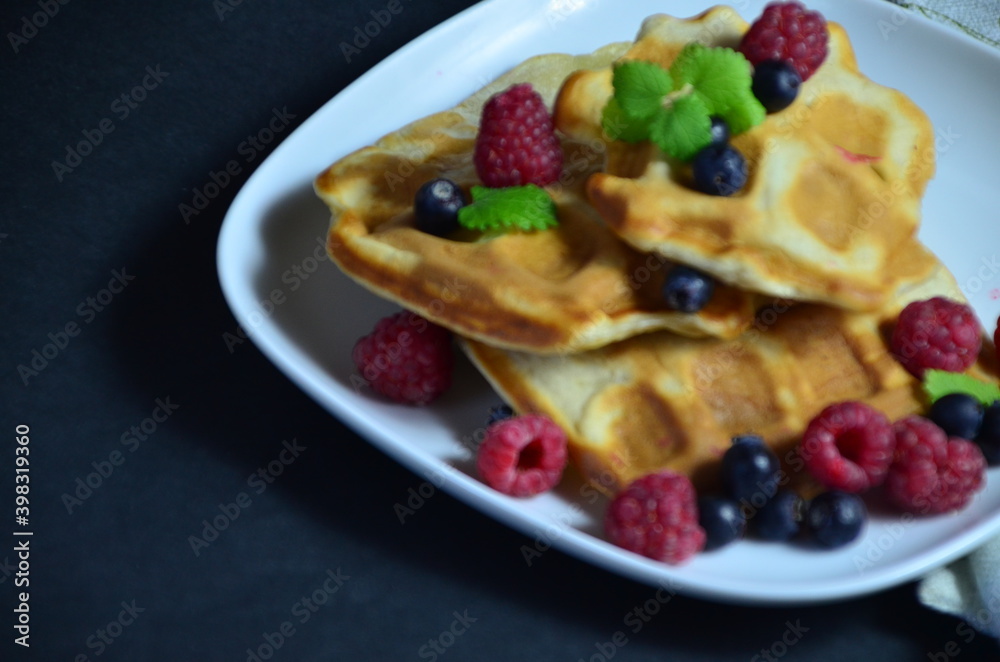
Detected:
[
  {"left": 316, "top": 2, "right": 998, "bottom": 563},
  {"left": 462, "top": 248, "right": 995, "bottom": 497},
  {"left": 476, "top": 414, "right": 568, "bottom": 497},
  {"left": 554, "top": 5, "right": 936, "bottom": 311},
  {"left": 351, "top": 310, "right": 455, "bottom": 405},
  {"left": 884, "top": 416, "right": 986, "bottom": 514},
  {"left": 315, "top": 42, "right": 765, "bottom": 354}
]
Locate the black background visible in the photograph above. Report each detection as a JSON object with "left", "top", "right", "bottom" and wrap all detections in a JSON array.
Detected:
[{"left": 2, "top": 0, "right": 997, "bottom": 660}]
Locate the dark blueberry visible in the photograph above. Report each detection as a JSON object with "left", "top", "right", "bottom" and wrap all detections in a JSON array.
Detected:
[
  {"left": 691, "top": 143, "right": 748, "bottom": 196},
  {"left": 708, "top": 115, "right": 730, "bottom": 145},
  {"left": 733, "top": 434, "right": 765, "bottom": 446},
  {"left": 661, "top": 265, "right": 715, "bottom": 313},
  {"left": 414, "top": 178, "right": 467, "bottom": 236},
  {"left": 753, "top": 490, "right": 803, "bottom": 542},
  {"left": 698, "top": 496, "right": 746, "bottom": 550},
  {"left": 974, "top": 401, "right": 1000, "bottom": 465},
  {"left": 721, "top": 434, "right": 780, "bottom": 504},
  {"left": 929, "top": 393, "right": 984, "bottom": 440},
  {"left": 805, "top": 491, "right": 867, "bottom": 549},
  {"left": 751, "top": 60, "right": 801, "bottom": 113},
  {"left": 486, "top": 404, "right": 514, "bottom": 427}
]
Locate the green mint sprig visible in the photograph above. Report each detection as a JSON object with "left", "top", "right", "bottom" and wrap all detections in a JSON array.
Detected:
[
  {"left": 601, "top": 44, "right": 766, "bottom": 161},
  {"left": 456, "top": 184, "right": 558, "bottom": 233},
  {"left": 923, "top": 370, "right": 1000, "bottom": 406}
]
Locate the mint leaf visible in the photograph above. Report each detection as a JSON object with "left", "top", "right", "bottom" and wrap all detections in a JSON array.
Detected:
[
  {"left": 602, "top": 97, "right": 650, "bottom": 142},
  {"left": 720, "top": 88, "right": 766, "bottom": 135},
  {"left": 601, "top": 46, "right": 765, "bottom": 161},
  {"left": 613, "top": 60, "right": 674, "bottom": 121},
  {"left": 924, "top": 370, "right": 1000, "bottom": 406},
  {"left": 670, "top": 43, "right": 765, "bottom": 136},
  {"left": 457, "top": 185, "right": 558, "bottom": 232},
  {"left": 648, "top": 94, "right": 712, "bottom": 161}
]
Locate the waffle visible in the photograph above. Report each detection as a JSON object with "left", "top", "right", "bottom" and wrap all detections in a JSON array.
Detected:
[
  {"left": 553, "top": 6, "right": 936, "bottom": 311},
  {"left": 462, "top": 243, "right": 996, "bottom": 495},
  {"left": 315, "top": 43, "right": 767, "bottom": 354}
]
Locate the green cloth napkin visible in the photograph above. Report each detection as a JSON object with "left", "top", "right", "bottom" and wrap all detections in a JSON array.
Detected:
[{"left": 890, "top": 0, "right": 1000, "bottom": 48}]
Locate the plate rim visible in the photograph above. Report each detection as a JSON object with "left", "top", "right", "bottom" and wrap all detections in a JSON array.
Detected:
[{"left": 217, "top": 0, "right": 1000, "bottom": 605}]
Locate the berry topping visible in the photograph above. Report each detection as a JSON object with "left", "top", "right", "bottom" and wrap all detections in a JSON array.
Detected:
[
  {"left": 739, "top": 1, "right": 829, "bottom": 82},
  {"left": 691, "top": 143, "right": 748, "bottom": 196},
  {"left": 805, "top": 491, "right": 867, "bottom": 548},
  {"left": 975, "top": 401, "right": 1000, "bottom": 465},
  {"left": 799, "top": 401, "right": 894, "bottom": 492},
  {"left": 474, "top": 83, "right": 562, "bottom": 188},
  {"left": 721, "top": 434, "right": 780, "bottom": 503},
  {"left": 751, "top": 59, "right": 801, "bottom": 113},
  {"left": 486, "top": 404, "right": 515, "bottom": 427},
  {"left": 753, "top": 490, "right": 804, "bottom": 542},
  {"left": 929, "top": 393, "right": 984, "bottom": 440},
  {"left": 709, "top": 115, "right": 730, "bottom": 145},
  {"left": 662, "top": 265, "right": 715, "bottom": 313},
  {"left": 476, "top": 415, "right": 567, "bottom": 497},
  {"left": 698, "top": 496, "right": 746, "bottom": 550},
  {"left": 414, "top": 178, "right": 467, "bottom": 236},
  {"left": 605, "top": 471, "right": 706, "bottom": 563},
  {"left": 890, "top": 297, "right": 981, "bottom": 378},
  {"left": 995, "top": 314, "right": 1000, "bottom": 367},
  {"left": 352, "top": 311, "right": 454, "bottom": 405},
  {"left": 884, "top": 416, "right": 986, "bottom": 514}
]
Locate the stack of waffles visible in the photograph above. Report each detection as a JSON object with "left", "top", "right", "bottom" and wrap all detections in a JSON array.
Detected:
[{"left": 314, "top": 6, "right": 996, "bottom": 494}]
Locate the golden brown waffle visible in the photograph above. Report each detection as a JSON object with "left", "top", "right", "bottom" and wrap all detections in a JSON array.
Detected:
[
  {"left": 315, "top": 43, "right": 767, "bottom": 354},
  {"left": 553, "top": 6, "right": 936, "bottom": 312},
  {"left": 462, "top": 244, "right": 996, "bottom": 495}
]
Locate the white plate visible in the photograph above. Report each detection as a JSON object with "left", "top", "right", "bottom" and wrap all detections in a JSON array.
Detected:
[{"left": 217, "top": 0, "right": 1000, "bottom": 604}]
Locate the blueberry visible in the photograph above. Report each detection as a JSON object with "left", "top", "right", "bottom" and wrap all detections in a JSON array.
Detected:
[
  {"left": 929, "top": 393, "right": 984, "bottom": 440},
  {"left": 414, "top": 178, "right": 466, "bottom": 236},
  {"left": 751, "top": 60, "right": 801, "bottom": 113},
  {"left": 691, "top": 143, "right": 748, "bottom": 196},
  {"left": 662, "top": 265, "right": 715, "bottom": 313},
  {"left": 486, "top": 404, "right": 514, "bottom": 427},
  {"left": 698, "top": 496, "right": 746, "bottom": 550},
  {"left": 805, "top": 491, "right": 867, "bottom": 549},
  {"left": 753, "top": 490, "right": 803, "bottom": 542},
  {"left": 708, "top": 116, "right": 730, "bottom": 146},
  {"left": 974, "top": 401, "right": 1000, "bottom": 465},
  {"left": 721, "top": 435, "right": 780, "bottom": 504}
]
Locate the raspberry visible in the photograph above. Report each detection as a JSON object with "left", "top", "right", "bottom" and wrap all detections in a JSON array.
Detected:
[
  {"left": 994, "top": 314, "right": 999, "bottom": 369},
  {"left": 352, "top": 311, "right": 453, "bottom": 405},
  {"left": 738, "top": 2, "right": 829, "bottom": 81},
  {"left": 884, "top": 416, "right": 986, "bottom": 514},
  {"left": 799, "top": 401, "right": 895, "bottom": 492},
  {"left": 890, "top": 297, "right": 982, "bottom": 378},
  {"left": 476, "top": 415, "right": 567, "bottom": 497},
  {"left": 473, "top": 83, "right": 563, "bottom": 188},
  {"left": 605, "top": 471, "right": 705, "bottom": 564}
]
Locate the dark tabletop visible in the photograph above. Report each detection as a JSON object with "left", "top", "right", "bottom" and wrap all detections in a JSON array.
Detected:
[{"left": 2, "top": 1, "right": 997, "bottom": 660}]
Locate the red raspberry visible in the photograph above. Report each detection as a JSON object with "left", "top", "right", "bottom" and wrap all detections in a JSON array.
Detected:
[
  {"left": 605, "top": 471, "right": 705, "bottom": 564},
  {"left": 473, "top": 83, "right": 563, "bottom": 188},
  {"left": 994, "top": 314, "right": 999, "bottom": 368},
  {"left": 890, "top": 297, "right": 982, "bottom": 378},
  {"left": 799, "top": 401, "right": 895, "bottom": 492},
  {"left": 885, "top": 416, "right": 986, "bottom": 514},
  {"left": 739, "top": 2, "right": 829, "bottom": 81},
  {"left": 352, "top": 311, "right": 453, "bottom": 405},
  {"left": 476, "top": 415, "right": 567, "bottom": 497}
]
